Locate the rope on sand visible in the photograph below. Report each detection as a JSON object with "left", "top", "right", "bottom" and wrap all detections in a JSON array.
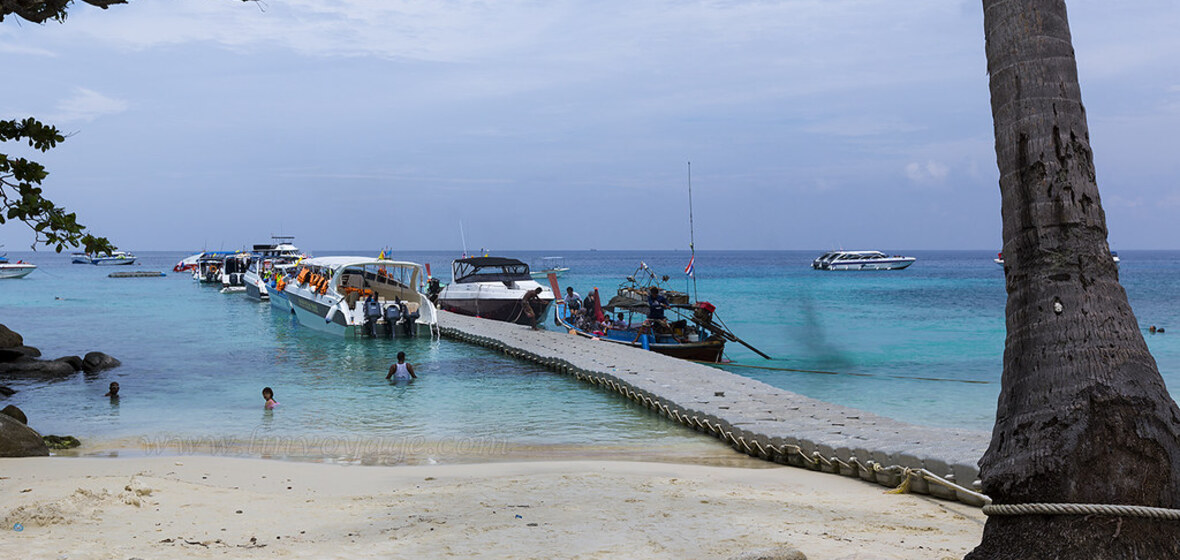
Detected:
[{"left": 983, "top": 503, "right": 1180, "bottom": 520}]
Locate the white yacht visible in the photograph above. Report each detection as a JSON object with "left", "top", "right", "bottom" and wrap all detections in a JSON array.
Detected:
[
  {"left": 282, "top": 256, "right": 437, "bottom": 337},
  {"left": 812, "top": 250, "right": 916, "bottom": 271},
  {"left": 70, "top": 252, "right": 92, "bottom": 264},
  {"left": 436, "top": 257, "right": 554, "bottom": 324},
  {"left": 529, "top": 256, "right": 570, "bottom": 279}
]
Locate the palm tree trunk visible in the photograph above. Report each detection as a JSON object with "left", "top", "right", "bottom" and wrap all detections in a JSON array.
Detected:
[{"left": 967, "top": 1, "right": 1180, "bottom": 558}]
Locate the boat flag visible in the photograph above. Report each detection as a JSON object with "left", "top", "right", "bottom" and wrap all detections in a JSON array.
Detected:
[
  {"left": 684, "top": 255, "right": 695, "bottom": 277},
  {"left": 378, "top": 249, "right": 386, "bottom": 260}
]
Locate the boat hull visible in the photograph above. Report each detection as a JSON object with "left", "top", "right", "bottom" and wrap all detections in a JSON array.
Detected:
[
  {"left": 440, "top": 297, "right": 553, "bottom": 326},
  {"left": 556, "top": 314, "right": 725, "bottom": 362},
  {"left": 286, "top": 288, "right": 430, "bottom": 338},
  {"left": 0, "top": 265, "right": 36, "bottom": 279},
  {"left": 92, "top": 257, "right": 136, "bottom": 266},
  {"left": 818, "top": 258, "right": 915, "bottom": 271}
]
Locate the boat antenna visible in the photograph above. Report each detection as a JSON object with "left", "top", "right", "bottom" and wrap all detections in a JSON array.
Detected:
[
  {"left": 459, "top": 220, "right": 469, "bottom": 258},
  {"left": 687, "top": 161, "right": 698, "bottom": 301}
]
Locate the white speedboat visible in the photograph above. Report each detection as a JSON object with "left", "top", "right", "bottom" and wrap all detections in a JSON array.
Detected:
[
  {"left": 0, "top": 253, "right": 35, "bottom": 279},
  {"left": 218, "top": 253, "right": 253, "bottom": 293},
  {"left": 243, "top": 237, "right": 306, "bottom": 301},
  {"left": 812, "top": 250, "right": 916, "bottom": 271},
  {"left": 436, "top": 257, "right": 554, "bottom": 324},
  {"left": 529, "top": 256, "right": 570, "bottom": 279},
  {"left": 994, "top": 251, "right": 1120, "bottom": 267},
  {"left": 192, "top": 252, "right": 238, "bottom": 283},
  {"left": 282, "top": 256, "right": 437, "bottom": 337},
  {"left": 91, "top": 250, "right": 137, "bottom": 266},
  {"left": 70, "top": 252, "right": 92, "bottom": 264}
]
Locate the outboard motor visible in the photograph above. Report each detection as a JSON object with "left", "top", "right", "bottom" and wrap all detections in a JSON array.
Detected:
[
  {"left": 401, "top": 302, "right": 418, "bottom": 337},
  {"left": 382, "top": 304, "right": 402, "bottom": 338},
  {"left": 363, "top": 297, "right": 382, "bottom": 337}
]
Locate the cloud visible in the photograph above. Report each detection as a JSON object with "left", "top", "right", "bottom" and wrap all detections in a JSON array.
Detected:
[
  {"left": 44, "top": 88, "right": 128, "bottom": 123},
  {"left": 905, "top": 160, "right": 950, "bottom": 184}
]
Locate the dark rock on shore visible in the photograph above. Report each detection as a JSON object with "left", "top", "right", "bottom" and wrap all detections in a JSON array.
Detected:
[
  {"left": 43, "top": 435, "right": 81, "bottom": 449},
  {"left": 0, "top": 413, "right": 49, "bottom": 457},
  {"left": 0, "top": 346, "right": 41, "bottom": 362},
  {"left": 0, "top": 324, "right": 22, "bottom": 348},
  {"left": 82, "top": 352, "right": 121, "bottom": 373},
  {"left": 0, "top": 386, "right": 15, "bottom": 396},
  {"left": 0, "top": 358, "right": 78, "bottom": 377},
  {"left": 1, "top": 404, "right": 28, "bottom": 425}
]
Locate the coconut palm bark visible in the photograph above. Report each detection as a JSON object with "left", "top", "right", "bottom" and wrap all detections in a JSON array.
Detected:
[{"left": 967, "top": 1, "right": 1180, "bottom": 558}]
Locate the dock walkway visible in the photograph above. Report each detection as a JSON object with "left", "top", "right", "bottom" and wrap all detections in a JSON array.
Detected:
[{"left": 436, "top": 310, "right": 991, "bottom": 506}]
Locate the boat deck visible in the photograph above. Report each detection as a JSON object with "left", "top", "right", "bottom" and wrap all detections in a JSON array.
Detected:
[{"left": 435, "top": 310, "right": 990, "bottom": 506}]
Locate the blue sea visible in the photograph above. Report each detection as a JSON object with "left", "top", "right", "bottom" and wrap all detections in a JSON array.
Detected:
[{"left": 2, "top": 250, "right": 1178, "bottom": 462}]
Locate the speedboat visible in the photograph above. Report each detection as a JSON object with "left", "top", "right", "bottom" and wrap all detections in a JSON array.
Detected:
[
  {"left": 243, "top": 237, "right": 306, "bottom": 301},
  {"left": 192, "top": 251, "right": 238, "bottom": 283},
  {"left": 0, "top": 252, "right": 35, "bottom": 279},
  {"left": 436, "top": 257, "right": 554, "bottom": 325},
  {"left": 811, "top": 250, "right": 915, "bottom": 271},
  {"left": 90, "top": 250, "right": 137, "bottom": 266},
  {"left": 282, "top": 256, "right": 437, "bottom": 337},
  {"left": 529, "top": 256, "right": 570, "bottom": 279},
  {"left": 70, "top": 252, "right": 92, "bottom": 264},
  {"left": 218, "top": 253, "right": 253, "bottom": 293},
  {"left": 994, "top": 251, "right": 1120, "bottom": 267},
  {"left": 173, "top": 253, "right": 201, "bottom": 272}
]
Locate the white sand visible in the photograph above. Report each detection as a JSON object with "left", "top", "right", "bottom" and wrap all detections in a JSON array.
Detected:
[{"left": 0, "top": 456, "right": 984, "bottom": 559}]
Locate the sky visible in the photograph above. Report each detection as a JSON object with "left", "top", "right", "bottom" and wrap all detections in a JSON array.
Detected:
[{"left": 2, "top": 0, "right": 1180, "bottom": 252}]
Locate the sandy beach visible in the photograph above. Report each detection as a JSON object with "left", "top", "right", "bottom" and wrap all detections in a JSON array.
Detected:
[{"left": 0, "top": 456, "right": 984, "bottom": 559}]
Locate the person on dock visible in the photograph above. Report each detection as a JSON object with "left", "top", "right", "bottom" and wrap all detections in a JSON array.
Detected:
[
  {"left": 521, "top": 287, "right": 544, "bottom": 329},
  {"left": 104, "top": 381, "right": 119, "bottom": 400},
  {"left": 386, "top": 351, "right": 417, "bottom": 381},
  {"left": 262, "top": 387, "right": 279, "bottom": 410}
]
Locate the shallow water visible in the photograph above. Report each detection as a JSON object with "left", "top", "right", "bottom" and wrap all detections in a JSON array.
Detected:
[{"left": 2, "top": 249, "right": 1177, "bottom": 458}]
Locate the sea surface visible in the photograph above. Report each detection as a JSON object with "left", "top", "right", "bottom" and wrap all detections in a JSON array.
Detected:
[{"left": 2, "top": 249, "right": 1178, "bottom": 462}]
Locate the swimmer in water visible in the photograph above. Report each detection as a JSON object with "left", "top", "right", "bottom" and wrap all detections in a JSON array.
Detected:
[
  {"left": 104, "top": 381, "right": 119, "bottom": 399},
  {"left": 385, "top": 351, "right": 417, "bottom": 381},
  {"left": 262, "top": 386, "right": 278, "bottom": 409}
]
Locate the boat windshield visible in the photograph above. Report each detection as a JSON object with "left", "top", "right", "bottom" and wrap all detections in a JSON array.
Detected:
[{"left": 452, "top": 257, "right": 531, "bottom": 283}]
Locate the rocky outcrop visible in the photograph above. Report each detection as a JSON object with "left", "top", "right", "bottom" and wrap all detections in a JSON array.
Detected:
[
  {"left": 0, "top": 346, "right": 40, "bottom": 362},
  {"left": 82, "top": 352, "right": 121, "bottom": 373},
  {"left": 56, "top": 355, "right": 84, "bottom": 372},
  {"left": 43, "top": 435, "right": 81, "bottom": 449},
  {"left": 0, "top": 412, "right": 49, "bottom": 457},
  {"left": 0, "top": 324, "right": 22, "bottom": 348},
  {"left": 0, "top": 386, "right": 15, "bottom": 396},
  {"left": 0, "top": 358, "right": 79, "bottom": 377},
  {"left": 1, "top": 404, "right": 28, "bottom": 425}
]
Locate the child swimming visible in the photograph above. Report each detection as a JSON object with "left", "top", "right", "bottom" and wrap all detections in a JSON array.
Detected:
[{"left": 262, "top": 386, "right": 278, "bottom": 409}]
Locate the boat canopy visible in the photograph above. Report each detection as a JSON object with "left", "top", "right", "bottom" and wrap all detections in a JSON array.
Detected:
[{"left": 452, "top": 257, "right": 531, "bottom": 284}]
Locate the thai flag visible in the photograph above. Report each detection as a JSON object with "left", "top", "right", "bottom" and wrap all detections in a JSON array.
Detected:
[{"left": 684, "top": 255, "right": 695, "bottom": 277}]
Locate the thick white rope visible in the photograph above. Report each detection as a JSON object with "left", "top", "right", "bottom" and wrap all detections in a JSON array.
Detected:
[{"left": 983, "top": 503, "right": 1180, "bottom": 520}]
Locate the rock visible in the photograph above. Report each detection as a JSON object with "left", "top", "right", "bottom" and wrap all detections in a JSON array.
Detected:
[
  {"left": 56, "top": 355, "right": 84, "bottom": 372},
  {"left": 0, "top": 386, "right": 15, "bottom": 396},
  {"left": 728, "top": 547, "right": 807, "bottom": 560},
  {"left": 0, "top": 324, "right": 23, "bottom": 348},
  {"left": 14, "top": 345, "right": 40, "bottom": 358},
  {"left": 0, "top": 359, "right": 78, "bottom": 377},
  {"left": 1, "top": 404, "right": 28, "bottom": 425},
  {"left": 82, "top": 352, "right": 121, "bottom": 373},
  {"left": 0, "top": 413, "right": 49, "bottom": 457},
  {"left": 43, "top": 435, "right": 81, "bottom": 449}
]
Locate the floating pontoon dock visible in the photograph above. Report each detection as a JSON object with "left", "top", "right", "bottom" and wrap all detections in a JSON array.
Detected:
[{"left": 436, "top": 310, "right": 990, "bottom": 506}]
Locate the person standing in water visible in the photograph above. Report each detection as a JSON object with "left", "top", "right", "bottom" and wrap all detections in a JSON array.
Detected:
[
  {"left": 386, "top": 351, "right": 417, "bottom": 381},
  {"left": 262, "top": 387, "right": 279, "bottom": 409},
  {"left": 104, "top": 382, "right": 119, "bottom": 400}
]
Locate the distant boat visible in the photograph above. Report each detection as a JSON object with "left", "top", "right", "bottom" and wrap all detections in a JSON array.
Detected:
[
  {"left": 243, "top": 236, "right": 306, "bottom": 302},
  {"left": 994, "top": 251, "right": 1120, "bottom": 267},
  {"left": 812, "top": 250, "right": 916, "bottom": 271},
  {"left": 173, "top": 253, "right": 201, "bottom": 272},
  {"left": 90, "top": 250, "right": 137, "bottom": 266},
  {"left": 70, "top": 252, "right": 92, "bottom": 264},
  {"left": 530, "top": 256, "right": 569, "bottom": 279}
]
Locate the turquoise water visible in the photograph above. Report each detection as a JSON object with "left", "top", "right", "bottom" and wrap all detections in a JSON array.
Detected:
[{"left": 1, "top": 250, "right": 1178, "bottom": 457}]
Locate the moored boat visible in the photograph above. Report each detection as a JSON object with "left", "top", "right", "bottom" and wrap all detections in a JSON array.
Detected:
[
  {"left": 282, "top": 256, "right": 437, "bottom": 337},
  {"left": 529, "top": 256, "right": 570, "bottom": 279},
  {"left": 436, "top": 257, "right": 554, "bottom": 325},
  {"left": 243, "top": 237, "right": 306, "bottom": 301},
  {"left": 811, "top": 250, "right": 915, "bottom": 271},
  {"left": 0, "top": 252, "right": 36, "bottom": 279},
  {"left": 70, "top": 252, "right": 92, "bottom": 264},
  {"left": 90, "top": 250, "right": 137, "bottom": 266}
]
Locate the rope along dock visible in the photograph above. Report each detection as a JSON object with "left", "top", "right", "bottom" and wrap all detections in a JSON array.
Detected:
[{"left": 436, "top": 310, "right": 990, "bottom": 506}]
